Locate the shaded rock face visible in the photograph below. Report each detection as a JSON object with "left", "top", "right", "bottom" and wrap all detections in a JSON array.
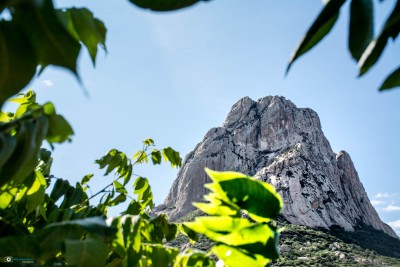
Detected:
[{"left": 158, "top": 96, "right": 397, "bottom": 238}]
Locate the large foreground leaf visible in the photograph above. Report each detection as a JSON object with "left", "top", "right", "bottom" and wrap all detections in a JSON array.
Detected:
[{"left": 204, "top": 169, "right": 283, "bottom": 221}]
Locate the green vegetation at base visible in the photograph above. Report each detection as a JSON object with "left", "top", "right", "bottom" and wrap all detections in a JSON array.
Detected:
[{"left": 169, "top": 210, "right": 400, "bottom": 267}]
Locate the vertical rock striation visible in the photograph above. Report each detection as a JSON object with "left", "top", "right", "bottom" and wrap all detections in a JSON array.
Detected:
[{"left": 157, "top": 96, "right": 397, "bottom": 238}]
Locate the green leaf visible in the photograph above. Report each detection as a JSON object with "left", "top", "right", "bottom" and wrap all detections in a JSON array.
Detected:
[
  {"left": 0, "top": 131, "right": 16, "bottom": 172},
  {"left": 123, "top": 200, "right": 143, "bottom": 215},
  {"left": 143, "top": 138, "right": 154, "bottom": 146},
  {"left": 43, "top": 102, "right": 56, "bottom": 115},
  {"left": 13, "top": 0, "right": 81, "bottom": 75},
  {"left": 162, "top": 147, "right": 182, "bottom": 168},
  {"left": 194, "top": 194, "right": 240, "bottom": 217},
  {"left": 56, "top": 8, "right": 106, "bottom": 66},
  {"left": 129, "top": 0, "right": 210, "bottom": 11},
  {"left": 65, "top": 238, "right": 109, "bottom": 267},
  {"left": 110, "top": 193, "right": 127, "bottom": 206},
  {"left": 358, "top": 0, "right": 400, "bottom": 75},
  {"left": 26, "top": 171, "right": 46, "bottom": 213},
  {"left": 50, "top": 179, "right": 71, "bottom": 203},
  {"left": 59, "top": 185, "right": 87, "bottom": 209},
  {"left": 108, "top": 215, "right": 141, "bottom": 257},
  {"left": 9, "top": 89, "right": 37, "bottom": 105},
  {"left": 141, "top": 244, "right": 179, "bottom": 267},
  {"left": 379, "top": 66, "right": 400, "bottom": 91},
  {"left": 0, "top": 117, "right": 49, "bottom": 186},
  {"left": 113, "top": 180, "right": 128, "bottom": 194},
  {"left": 134, "top": 177, "right": 149, "bottom": 195},
  {"left": 0, "top": 236, "right": 39, "bottom": 258},
  {"left": 46, "top": 114, "right": 74, "bottom": 143},
  {"left": 45, "top": 217, "right": 117, "bottom": 239},
  {"left": 212, "top": 244, "right": 269, "bottom": 267},
  {"left": 204, "top": 169, "right": 283, "bottom": 221},
  {"left": 81, "top": 174, "right": 94, "bottom": 185},
  {"left": 151, "top": 149, "right": 162, "bottom": 165},
  {"left": 0, "top": 184, "right": 18, "bottom": 209},
  {"left": 141, "top": 214, "right": 178, "bottom": 243},
  {"left": 0, "top": 21, "right": 37, "bottom": 107},
  {"left": 133, "top": 150, "right": 148, "bottom": 164},
  {"left": 185, "top": 216, "right": 259, "bottom": 244},
  {"left": 287, "top": 0, "right": 346, "bottom": 74},
  {"left": 180, "top": 224, "right": 199, "bottom": 243},
  {"left": 349, "top": 0, "right": 374, "bottom": 61},
  {"left": 174, "top": 249, "right": 215, "bottom": 267}
]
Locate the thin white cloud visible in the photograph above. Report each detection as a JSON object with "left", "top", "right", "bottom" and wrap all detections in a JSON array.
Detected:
[
  {"left": 42, "top": 79, "right": 54, "bottom": 87},
  {"left": 375, "top": 192, "right": 390, "bottom": 198},
  {"left": 388, "top": 219, "right": 400, "bottom": 230},
  {"left": 383, "top": 205, "right": 400, "bottom": 212},
  {"left": 371, "top": 200, "right": 385, "bottom": 206}
]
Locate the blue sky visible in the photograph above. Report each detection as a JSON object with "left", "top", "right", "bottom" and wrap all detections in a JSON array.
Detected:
[{"left": 9, "top": 1, "right": 400, "bottom": 234}]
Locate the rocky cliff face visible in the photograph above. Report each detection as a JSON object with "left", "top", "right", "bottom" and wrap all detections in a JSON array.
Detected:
[{"left": 157, "top": 96, "right": 397, "bottom": 238}]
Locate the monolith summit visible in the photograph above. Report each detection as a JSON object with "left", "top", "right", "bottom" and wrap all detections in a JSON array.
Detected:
[{"left": 156, "top": 96, "right": 397, "bottom": 238}]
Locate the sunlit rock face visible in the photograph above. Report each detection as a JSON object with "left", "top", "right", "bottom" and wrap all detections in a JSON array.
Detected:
[{"left": 156, "top": 96, "right": 397, "bottom": 238}]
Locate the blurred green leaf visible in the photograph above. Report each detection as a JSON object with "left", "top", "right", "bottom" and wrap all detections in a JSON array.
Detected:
[
  {"left": 60, "top": 8, "right": 107, "bottom": 65},
  {"left": 110, "top": 193, "right": 127, "bottom": 206},
  {"left": 134, "top": 177, "right": 149, "bottom": 195},
  {"left": 81, "top": 174, "right": 94, "bottom": 185},
  {"left": 162, "top": 147, "right": 182, "bottom": 168},
  {"left": 212, "top": 244, "right": 269, "bottom": 267},
  {"left": 113, "top": 180, "right": 128, "bottom": 194},
  {"left": 141, "top": 244, "right": 179, "bottom": 267},
  {"left": 180, "top": 224, "right": 199, "bottom": 243},
  {"left": 151, "top": 149, "right": 162, "bottom": 165},
  {"left": 50, "top": 179, "right": 71, "bottom": 204},
  {"left": 133, "top": 150, "right": 148, "bottom": 164},
  {"left": 13, "top": 0, "right": 81, "bottom": 75},
  {"left": 0, "top": 21, "right": 37, "bottom": 107},
  {"left": 358, "top": 0, "right": 400, "bottom": 75},
  {"left": 287, "top": 0, "right": 346, "bottom": 73},
  {"left": 349, "top": 0, "right": 374, "bottom": 61},
  {"left": 129, "top": 0, "right": 210, "bottom": 11},
  {"left": 142, "top": 214, "right": 178, "bottom": 243},
  {"left": 0, "top": 236, "right": 39, "bottom": 258},
  {"left": 46, "top": 114, "right": 74, "bottom": 143},
  {"left": 379, "top": 65, "right": 400, "bottom": 91},
  {"left": 174, "top": 249, "right": 215, "bottom": 267},
  {"left": 65, "top": 238, "right": 109, "bottom": 267},
  {"left": 143, "top": 138, "right": 154, "bottom": 146}
]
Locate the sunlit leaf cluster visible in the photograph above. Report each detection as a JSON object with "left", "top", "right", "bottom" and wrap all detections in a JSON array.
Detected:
[{"left": 183, "top": 169, "right": 283, "bottom": 267}]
